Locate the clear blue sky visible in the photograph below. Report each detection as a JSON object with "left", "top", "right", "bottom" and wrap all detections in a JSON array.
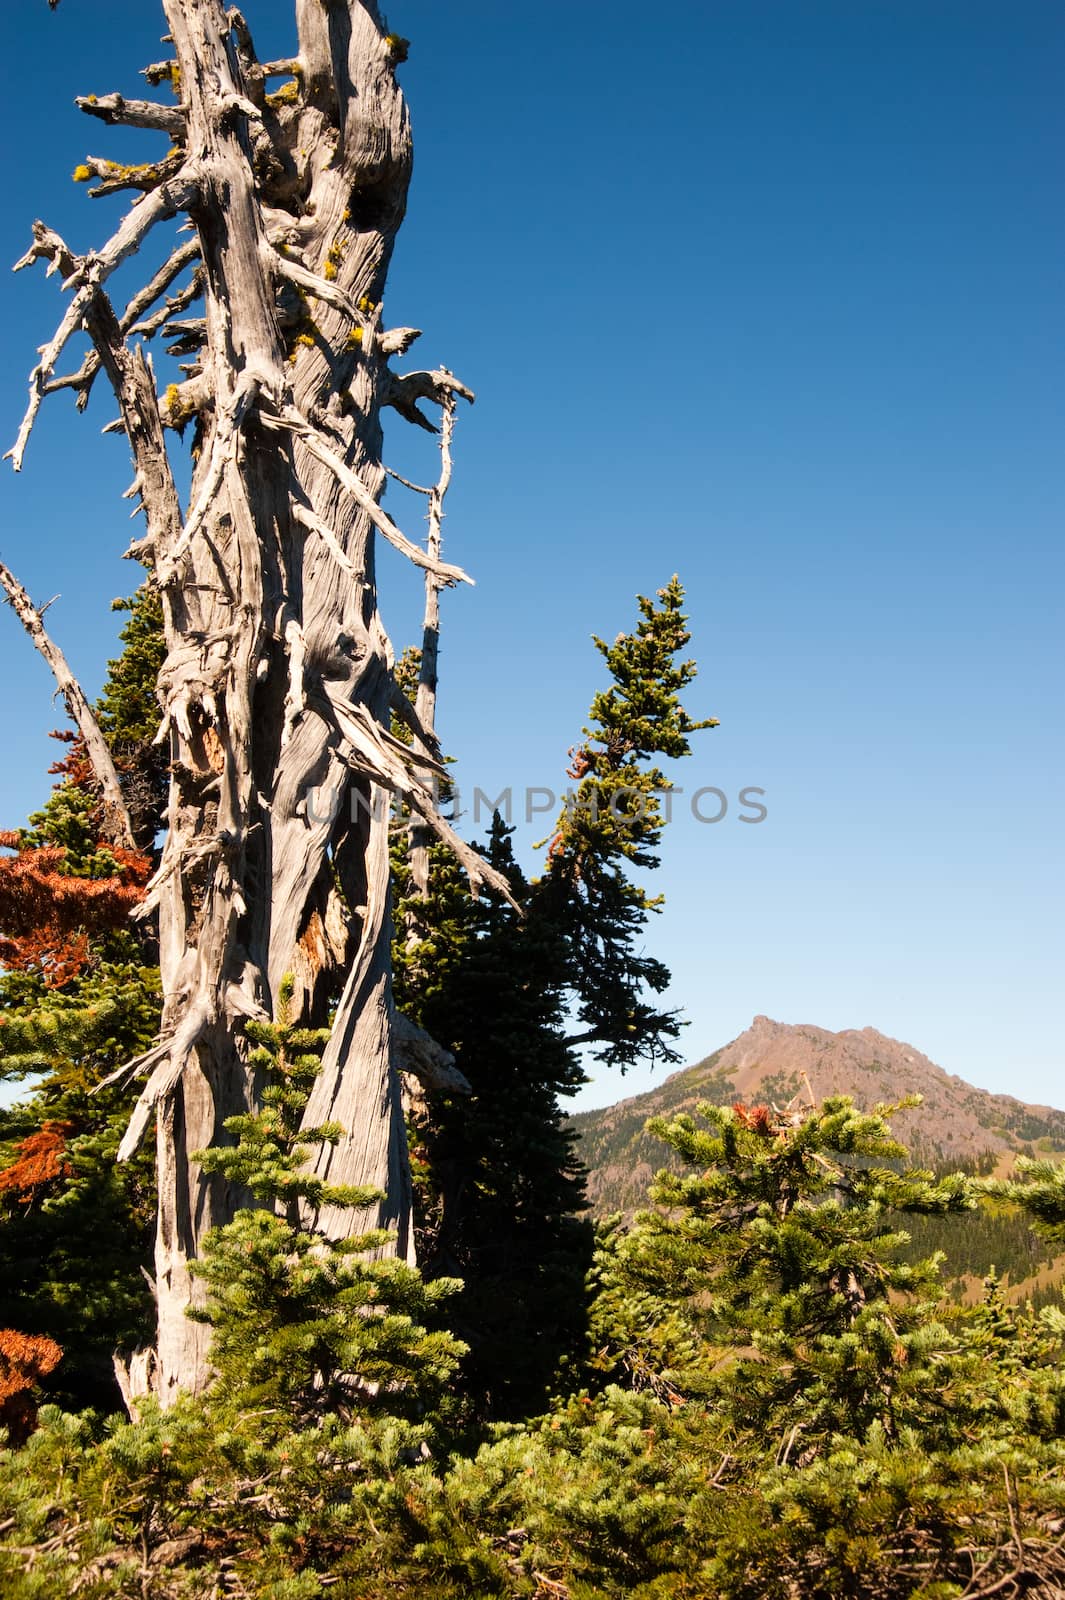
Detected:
[{"left": 0, "top": 1, "right": 1061, "bottom": 1112}]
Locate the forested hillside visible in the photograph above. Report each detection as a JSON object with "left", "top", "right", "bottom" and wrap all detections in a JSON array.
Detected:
[{"left": 572, "top": 1015, "right": 1065, "bottom": 1301}]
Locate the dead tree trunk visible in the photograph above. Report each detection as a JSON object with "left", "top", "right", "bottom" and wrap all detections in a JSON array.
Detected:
[
  {"left": 403, "top": 389, "right": 456, "bottom": 933},
  {"left": 9, "top": 0, "right": 509, "bottom": 1403}
]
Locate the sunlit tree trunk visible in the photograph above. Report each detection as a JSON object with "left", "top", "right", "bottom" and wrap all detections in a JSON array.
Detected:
[{"left": 9, "top": 0, "right": 506, "bottom": 1402}]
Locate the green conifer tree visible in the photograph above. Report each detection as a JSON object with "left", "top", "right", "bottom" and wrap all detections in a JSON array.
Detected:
[
  {"left": 993, "top": 1159, "right": 1065, "bottom": 1245},
  {"left": 0, "top": 589, "right": 164, "bottom": 1408},
  {"left": 95, "top": 586, "right": 168, "bottom": 849},
  {"left": 0, "top": 786, "right": 160, "bottom": 1407},
  {"left": 395, "top": 812, "right": 590, "bottom": 1421},
  {"left": 538, "top": 575, "right": 717, "bottom": 1070},
  {"left": 570, "top": 1094, "right": 1065, "bottom": 1599},
  {"left": 190, "top": 975, "right": 465, "bottom": 1423},
  {"left": 390, "top": 580, "right": 715, "bottom": 1420},
  {"left": 591, "top": 1095, "right": 974, "bottom": 1440}
]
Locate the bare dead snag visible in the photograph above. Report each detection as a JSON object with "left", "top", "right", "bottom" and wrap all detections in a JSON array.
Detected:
[
  {"left": 0, "top": 558, "right": 134, "bottom": 849},
  {"left": 391, "top": 389, "right": 482, "bottom": 1120},
  {"left": 408, "top": 389, "right": 457, "bottom": 917},
  {"left": 8, "top": 0, "right": 502, "bottom": 1402}
]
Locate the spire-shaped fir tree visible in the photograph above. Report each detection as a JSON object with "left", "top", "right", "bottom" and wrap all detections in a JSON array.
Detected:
[
  {"left": 390, "top": 579, "right": 715, "bottom": 1420},
  {"left": 539, "top": 575, "right": 717, "bottom": 1070}
]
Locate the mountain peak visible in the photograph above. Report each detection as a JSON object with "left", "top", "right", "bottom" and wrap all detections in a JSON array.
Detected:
[{"left": 571, "top": 1018, "right": 1065, "bottom": 1216}]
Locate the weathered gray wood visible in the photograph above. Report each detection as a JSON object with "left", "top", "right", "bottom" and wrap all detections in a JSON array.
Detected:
[
  {"left": 76, "top": 93, "right": 186, "bottom": 137},
  {"left": 7, "top": 0, "right": 513, "bottom": 1404},
  {"left": 0, "top": 557, "right": 135, "bottom": 849},
  {"left": 409, "top": 393, "right": 456, "bottom": 911}
]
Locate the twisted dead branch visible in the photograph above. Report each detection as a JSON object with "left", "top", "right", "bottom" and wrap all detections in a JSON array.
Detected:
[{"left": 0, "top": 558, "right": 134, "bottom": 848}]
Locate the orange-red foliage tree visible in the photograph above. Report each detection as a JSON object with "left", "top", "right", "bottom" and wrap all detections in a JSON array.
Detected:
[
  {"left": 0, "top": 599, "right": 163, "bottom": 1412},
  {"left": 0, "top": 1329, "right": 63, "bottom": 1445},
  {"left": 0, "top": 833, "right": 149, "bottom": 988},
  {"left": 0, "top": 1123, "right": 72, "bottom": 1206}
]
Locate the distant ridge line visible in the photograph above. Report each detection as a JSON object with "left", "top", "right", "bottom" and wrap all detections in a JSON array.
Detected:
[{"left": 570, "top": 1015, "right": 1065, "bottom": 1219}]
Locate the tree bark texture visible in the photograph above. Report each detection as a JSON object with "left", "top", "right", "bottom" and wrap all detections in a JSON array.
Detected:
[{"left": 8, "top": 0, "right": 508, "bottom": 1402}]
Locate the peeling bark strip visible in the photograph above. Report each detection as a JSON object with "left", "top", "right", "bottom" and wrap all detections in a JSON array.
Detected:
[{"left": 8, "top": 0, "right": 508, "bottom": 1403}]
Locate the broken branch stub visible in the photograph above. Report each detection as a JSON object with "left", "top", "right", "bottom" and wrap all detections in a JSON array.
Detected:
[{"left": 0, "top": 558, "right": 134, "bottom": 849}]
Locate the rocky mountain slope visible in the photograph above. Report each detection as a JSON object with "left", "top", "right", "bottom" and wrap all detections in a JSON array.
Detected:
[{"left": 570, "top": 1016, "right": 1065, "bottom": 1300}]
